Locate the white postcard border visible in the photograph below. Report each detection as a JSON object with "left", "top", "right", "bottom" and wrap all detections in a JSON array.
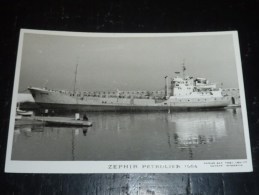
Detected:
[{"left": 5, "top": 29, "right": 253, "bottom": 173}]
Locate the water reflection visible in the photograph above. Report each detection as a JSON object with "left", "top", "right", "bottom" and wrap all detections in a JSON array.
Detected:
[
  {"left": 82, "top": 128, "right": 88, "bottom": 136},
  {"left": 167, "top": 111, "right": 227, "bottom": 159},
  {"left": 233, "top": 108, "right": 237, "bottom": 115},
  {"left": 72, "top": 129, "right": 75, "bottom": 160},
  {"left": 12, "top": 109, "right": 246, "bottom": 160}
]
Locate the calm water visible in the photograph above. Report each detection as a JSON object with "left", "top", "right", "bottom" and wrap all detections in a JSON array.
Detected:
[{"left": 12, "top": 108, "right": 247, "bottom": 160}]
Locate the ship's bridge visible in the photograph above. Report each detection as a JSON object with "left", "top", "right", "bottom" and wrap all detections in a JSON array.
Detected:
[
  {"left": 171, "top": 77, "right": 195, "bottom": 96},
  {"left": 194, "top": 78, "right": 217, "bottom": 90}
]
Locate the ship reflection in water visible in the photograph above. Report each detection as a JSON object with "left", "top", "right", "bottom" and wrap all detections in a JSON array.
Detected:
[
  {"left": 167, "top": 111, "right": 227, "bottom": 160},
  {"left": 12, "top": 108, "right": 246, "bottom": 161}
]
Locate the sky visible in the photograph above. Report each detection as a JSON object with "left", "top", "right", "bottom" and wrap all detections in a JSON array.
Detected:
[{"left": 18, "top": 31, "right": 240, "bottom": 92}]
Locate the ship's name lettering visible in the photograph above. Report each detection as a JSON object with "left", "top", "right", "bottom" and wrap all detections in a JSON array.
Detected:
[
  {"left": 107, "top": 164, "right": 183, "bottom": 169},
  {"left": 108, "top": 165, "right": 138, "bottom": 169}
]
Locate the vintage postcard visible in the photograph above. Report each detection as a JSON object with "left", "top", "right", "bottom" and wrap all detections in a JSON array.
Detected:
[{"left": 5, "top": 29, "right": 252, "bottom": 173}]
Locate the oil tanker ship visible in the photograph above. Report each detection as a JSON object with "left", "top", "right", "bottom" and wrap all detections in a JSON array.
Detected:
[{"left": 28, "top": 68, "right": 231, "bottom": 112}]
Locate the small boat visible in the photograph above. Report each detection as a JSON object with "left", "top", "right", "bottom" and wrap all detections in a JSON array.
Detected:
[
  {"left": 34, "top": 116, "right": 93, "bottom": 127},
  {"left": 16, "top": 108, "right": 34, "bottom": 116},
  {"left": 15, "top": 115, "right": 22, "bottom": 120},
  {"left": 15, "top": 117, "right": 44, "bottom": 127},
  {"left": 225, "top": 104, "right": 241, "bottom": 108}
]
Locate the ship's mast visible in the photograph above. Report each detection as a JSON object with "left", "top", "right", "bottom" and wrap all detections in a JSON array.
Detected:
[
  {"left": 182, "top": 59, "right": 186, "bottom": 78},
  {"left": 43, "top": 79, "right": 48, "bottom": 89},
  {"left": 73, "top": 58, "right": 79, "bottom": 95},
  {"left": 164, "top": 76, "right": 168, "bottom": 98}
]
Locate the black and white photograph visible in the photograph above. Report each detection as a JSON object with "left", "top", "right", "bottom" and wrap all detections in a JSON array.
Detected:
[{"left": 5, "top": 29, "right": 252, "bottom": 173}]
